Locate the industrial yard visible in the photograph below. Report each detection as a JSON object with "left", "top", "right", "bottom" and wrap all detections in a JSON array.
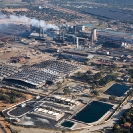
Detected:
[{"left": 0, "top": 0, "right": 133, "bottom": 133}]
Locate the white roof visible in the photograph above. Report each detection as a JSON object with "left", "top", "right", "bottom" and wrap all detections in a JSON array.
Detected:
[
  {"left": 87, "top": 54, "right": 94, "bottom": 59},
  {"left": 70, "top": 100, "right": 75, "bottom": 103},
  {"left": 54, "top": 96, "right": 61, "bottom": 99},
  {"left": 38, "top": 108, "right": 43, "bottom": 112},
  {"left": 61, "top": 97, "right": 66, "bottom": 101},
  {"left": 48, "top": 111, "right": 53, "bottom": 115},
  {"left": 65, "top": 98, "right": 71, "bottom": 102},
  {"left": 53, "top": 113, "right": 59, "bottom": 116},
  {"left": 42, "top": 109, "right": 49, "bottom": 113}
]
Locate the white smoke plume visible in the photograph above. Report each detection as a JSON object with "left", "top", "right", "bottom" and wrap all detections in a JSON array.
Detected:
[{"left": 0, "top": 13, "right": 58, "bottom": 29}]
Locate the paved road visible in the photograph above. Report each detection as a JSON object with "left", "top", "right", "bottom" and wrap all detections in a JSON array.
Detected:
[{"left": 80, "top": 98, "right": 133, "bottom": 133}]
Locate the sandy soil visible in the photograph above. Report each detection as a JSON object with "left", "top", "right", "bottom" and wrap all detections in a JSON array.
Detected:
[
  {"left": 10, "top": 125, "right": 86, "bottom": 133},
  {"left": 0, "top": 87, "right": 33, "bottom": 133},
  {"left": 0, "top": 8, "right": 28, "bottom": 13}
]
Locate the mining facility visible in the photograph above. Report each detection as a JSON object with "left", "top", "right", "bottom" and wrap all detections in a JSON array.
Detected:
[
  {"left": 3, "top": 59, "right": 81, "bottom": 89},
  {"left": 1, "top": 14, "right": 133, "bottom": 132}
]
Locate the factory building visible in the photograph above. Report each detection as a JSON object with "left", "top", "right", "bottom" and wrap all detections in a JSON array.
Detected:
[
  {"left": 3, "top": 60, "right": 81, "bottom": 89},
  {"left": 97, "top": 30, "right": 133, "bottom": 47},
  {"left": 92, "top": 29, "right": 97, "bottom": 41},
  {"left": 34, "top": 108, "right": 64, "bottom": 121},
  {"left": 90, "top": 29, "right": 97, "bottom": 45},
  {"left": 50, "top": 95, "right": 80, "bottom": 107},
  {"left": 75, "top": 25, "right": 85, "bottom": 32},
  {"left": 59, "top": 53, "right": 94, "bottom": 62}
]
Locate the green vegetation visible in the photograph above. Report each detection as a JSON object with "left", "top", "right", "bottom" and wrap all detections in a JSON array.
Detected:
[
  {"left": 127, "top": 89, "right": 133, "bottom": 97},
  {"left": 74, "top": 71, "right": 117, "bottom": 88},
  {"left": 111, "top": 107, "right": 133, "bottom": 133},
  {"left": 12, "top": 6, "right": 82, "bottom": 22},
  {"left": 56, "top": 81, "right": 62, "bottom": 89},
  {"left": 63, "top": 87, "right": 71, "bottom": 95},
  {"left": 0, "top": 89, "right": 26, "bottom": 103},
  {"left": 109, "top": 95, "right": 116, "bottom": 101},
  {"left": 128, "top": 69, "right": 133, "bottom": 82},
  {"left": 93, "top": 90, "right": 99, "bottom": 96},
  {"left": 128, "top": 69, "right": 133, "bottom": 78}
]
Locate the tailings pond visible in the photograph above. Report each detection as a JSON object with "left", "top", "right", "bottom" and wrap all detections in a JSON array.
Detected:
[
  {"left": 72, "top": 101, "right": 113, "bottom": 123},
  {"left": 104, "top": 83, "right": 130, "bottom": 97},
  {"left": 61, "top": 121, "right": 74, "bottom": 128}
]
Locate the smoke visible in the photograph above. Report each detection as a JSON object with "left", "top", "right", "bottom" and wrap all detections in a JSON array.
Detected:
[{"left": 0, "top": 13, "right": 58, "bottom": 30}]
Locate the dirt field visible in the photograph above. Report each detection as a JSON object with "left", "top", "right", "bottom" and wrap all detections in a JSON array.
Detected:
[
  {"left": 10, "top": 125, "right": 88, "bottom": 133},
  {"left": 0, "top": 8, "right": 28, "bottom": 13},
  {"left": 0, "top": 87, "right": 33, "bottom": 133}
]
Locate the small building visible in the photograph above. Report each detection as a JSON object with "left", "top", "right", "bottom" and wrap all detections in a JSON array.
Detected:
[
  {"left": 123, "top": 75, "right": 130, "bottom": 82},
  {"left": 124, "top": 122, "right": 131, "bottom": 128},
  {"left": 75, "top": 25, "right": 85, "bottom": 32}
]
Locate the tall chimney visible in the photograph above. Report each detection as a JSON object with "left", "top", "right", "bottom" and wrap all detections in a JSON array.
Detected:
[
  {"left": 93, "top": 29, "right": 97, "bottom": 41},
  {"left": 42, "top": 28, "right": 44, "bottom": 37},
  {"left": 39, "top": 27, "right": 41, "bottom": 37},
  {"left": 76, "top": 37, "right": 79, "bottom": 48},
  {"left": 74, "top": 26, "right": 76, "bottom": 34}
]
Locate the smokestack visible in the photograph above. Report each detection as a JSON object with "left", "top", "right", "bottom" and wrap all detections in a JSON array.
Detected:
[
  {"left": 74, "top": 26, "right": 76, "bottom": 34},
  {"left": 93, "top": 29, "right": 97, "bottom": 41},
  {"left": 76, "top": 37, "right": 79, "bottom": 48},
  {"left": 42, "top": 28, "right": 44, "bottom": 37},
  {"left": 39, "top": 27, "right": 41, "bottom": 37},
  {"left": 90, "top": 28, "right": 97, "bottom": 46},
  {"left": 14, "top": 36, "right": 16, "bottom": 41},
  {"left": 91, "top": 33, "right": 93, "bottom": 46}
]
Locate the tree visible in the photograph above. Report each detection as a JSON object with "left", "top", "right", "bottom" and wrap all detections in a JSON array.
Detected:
[
  {"left": 56, "top": 82, "right": 62, "bottom": 89},
  {"left": 109, "top": 95, "right": 116, "bottom": 101},
  {"left": 63, "top": 87, "right": 71, "bottom": 95},
  {"left": 120, "top": 117, "right": 126, "bottom": 124},
  {"left": 112, "top": 63, "right": 117, "bottom": 70},
  {"left": 94, "top": 72, "right": 102, "bottom": 80},
  {"left": 92, "top": 84, "right": 96, "bottom": 89},
  {"left": 76, "top": 71, "right": 83, "bottom": 78},
  {"left": 129, "top": 78, "right": 133, "bottom": 83},
  {"left": 111, "top": 73, "right": 118, "bottom": 80},
  {"left": 0, "top": 89, "right": 4, "bottom": 94},
  {"left": 93, "top": 90, "right": 99, "bottom": 96},
  {"left": 10, "top": 96, "right": 17, "bottom": 103},
  {"left": 113, "top": 124, "right": 120, "bottom": 131},
  {"left": 86, "top": 70, "right": 92, "bottom": 75},
  {"left": 127, "top": 90, "right": 133, "bottom": 96},
  {"left": 0, "top": 94, "right": 10, "bottom": 103}
]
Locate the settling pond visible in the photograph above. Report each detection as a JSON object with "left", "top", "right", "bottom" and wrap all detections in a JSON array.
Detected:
[
  {"left": 104, "top": 83, "right": 130, "bottom": 97},
  {"left": 61, "top": 121, "right": 74, "bottom": 128},
  {"left": 72, "top": 101, "right": 113, "bottom": 123}
]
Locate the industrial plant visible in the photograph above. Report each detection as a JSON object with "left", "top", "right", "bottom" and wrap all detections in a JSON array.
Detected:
[{"left": 0, "top": 1, "right": 133, "bottom": 133}]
